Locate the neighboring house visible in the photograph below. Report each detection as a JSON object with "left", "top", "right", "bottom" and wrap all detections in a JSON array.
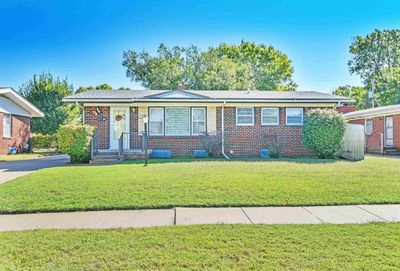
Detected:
[
  {"left": 63, "top": 89, "right": 353, "bottom": 158},
  {"left": 344, "top": 105, "right": 400, "bottom": 155},
  {"left": 0, "top": 87, "right": 44, "bottom": 155}
]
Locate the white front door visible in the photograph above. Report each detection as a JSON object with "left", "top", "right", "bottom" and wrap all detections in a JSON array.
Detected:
[
  {"left": 110, "top": 107, "right": 130, "bottom": 150},
  {"left": 385, "top": 116, "right": 394, "bottom": 146}
]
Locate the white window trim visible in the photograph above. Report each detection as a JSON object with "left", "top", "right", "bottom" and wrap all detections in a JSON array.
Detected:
[
  {"left": 149, "top": 107, "right": 164, "bottom": 136},
  {"left": 3, "top": 113, "right": 12, "bottom": 138},
  {"left": 365, "top": 118, "right": 373, "bottom": 136},
  {"left": 286, "top": 108, "right": 304, "bottom": 126},
  {"left": 191, "top": 107, "right": 206, "bottom": 135},
  {"left": 261, "top": 108, "right": 279, "bottom": 126},
  {"left": 165, "top": 107, "right": 191, "bottom": 136},
  {"left": 236, "top": 107, "right": 254, "bottom": 126}
]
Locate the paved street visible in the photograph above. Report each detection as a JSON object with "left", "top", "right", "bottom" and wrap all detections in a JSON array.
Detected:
[{"left": 0, "top": 155, "right": 70, "bottom": 184}]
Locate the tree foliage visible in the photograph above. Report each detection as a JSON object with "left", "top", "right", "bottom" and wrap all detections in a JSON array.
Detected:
[
  {"left": 19, "top": 73, "right": 78, "bottom": 134},
  {"left": 122, "top": 41, "right": 296, "bottom": 91},
  {"left": 76, "top": 84, "right": 130, "bottom": 93},
  {"left": 333, "top": 85, "right": 369, "bottom": 109},
  {"left": 374, "top": 67, "right": 400, "bottom": 105},
  {"left": 209, "top": 41, "right": 296, "bottom": 91},
  {"left": 57, "top": 124, "right": 95, "bottom": 163},
  {"left": 302, "top": 109, "right": 346, "bottom": 159},
  {"left": 348, "top": 29, "right": 400, "bottom": 83}
]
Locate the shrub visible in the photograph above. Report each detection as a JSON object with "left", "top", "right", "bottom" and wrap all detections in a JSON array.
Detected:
[
  {"left": 56, "top": 124, "right": 95, "bottom": 163},
  {"left": 31, "top": 134, "right": 57, "bottom": 150},
  {"left": 302, "top": 109, "right": 346, "bottom": 159},
  {"left": 199, "top": 132, "right": 222, "bottom": 157},
  {"left": 264, "top": 135, "right": 284, "bottom": 158}
]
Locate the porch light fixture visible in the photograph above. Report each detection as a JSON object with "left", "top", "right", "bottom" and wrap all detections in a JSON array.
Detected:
[{"left": 143, "top": 116, "right": 148, "bottom": 124}]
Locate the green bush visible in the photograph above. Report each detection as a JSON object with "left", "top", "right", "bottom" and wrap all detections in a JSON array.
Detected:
[
  {"left": 56, "top": 124, "right": 95, "bottom": 163},
  {"left": 31, "top": 134, "right": 57, "bottom": 150},
  {"left": 302, "top": 109, "right": 346, "bottom": 159}
]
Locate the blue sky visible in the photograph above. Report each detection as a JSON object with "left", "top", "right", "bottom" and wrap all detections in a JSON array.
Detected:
[{"left": 1, "top": 0, "right": 399, "bottom": 93}]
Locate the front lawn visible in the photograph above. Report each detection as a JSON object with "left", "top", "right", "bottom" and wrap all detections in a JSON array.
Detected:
[
  {"left": 0, "top": 157, "right": 399, "bottom": 213},
  {"left": 0, "top": 224, "right": 399, "bottom": 270}
]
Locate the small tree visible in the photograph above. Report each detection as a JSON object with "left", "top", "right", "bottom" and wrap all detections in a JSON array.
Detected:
[
  {"left": 199, "top": 132, "right": 222, "bottom": 157},
  {"left": 57, "top": 124, "right": 95, "bottom": 163},
  {"left": 302, "top": 109, "right": 346, "bottom": 159}
]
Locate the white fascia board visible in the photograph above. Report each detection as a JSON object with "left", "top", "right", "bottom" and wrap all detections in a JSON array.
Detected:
[{"left": 0, "top": 88, "right": 44, "bottom": 117}]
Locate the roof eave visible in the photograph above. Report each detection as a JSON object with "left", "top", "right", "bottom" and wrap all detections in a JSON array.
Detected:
[
  {"left": 63, "top": 97, "right": 354, "bottom": 104},
  {"left": 0, "top": 88, "right": 44, "bottom": 117}
]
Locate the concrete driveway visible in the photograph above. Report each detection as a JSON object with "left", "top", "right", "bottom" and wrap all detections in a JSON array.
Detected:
[{"left": 0, "top": 155, "right": 70, "bottom": 184}]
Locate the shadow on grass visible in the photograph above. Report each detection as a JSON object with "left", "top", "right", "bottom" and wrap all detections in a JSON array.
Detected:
[{"left": 120, "top": 157, "right": 343, "bottom": 165}]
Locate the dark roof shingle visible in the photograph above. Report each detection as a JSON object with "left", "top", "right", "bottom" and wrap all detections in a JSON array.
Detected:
[{"left": 63, "top": 89, "right": 353, "bottom": 102}]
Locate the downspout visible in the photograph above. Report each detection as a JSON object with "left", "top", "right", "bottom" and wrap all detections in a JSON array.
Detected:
[{"left": 221, "top": 101, "right": 230, "bottom": 159}]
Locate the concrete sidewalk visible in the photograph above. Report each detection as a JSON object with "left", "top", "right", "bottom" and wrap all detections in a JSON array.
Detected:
[{"left": 0, "top": 204, "right": 399, "bottom": 231}]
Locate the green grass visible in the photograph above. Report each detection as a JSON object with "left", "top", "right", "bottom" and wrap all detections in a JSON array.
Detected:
[
  {"left": 0, "top": 156, "right": 399, "bottom": 213},
  {"left": 0, "top": 224, "right": 399, "bottom": 270},
  {"left": 0, "top": 152, "right": 53, "bottom": 162}
]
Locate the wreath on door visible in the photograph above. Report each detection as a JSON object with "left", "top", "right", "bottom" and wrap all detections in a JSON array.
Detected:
[{"left": 115, "top": 114, "right": 123, "bottom": 121}]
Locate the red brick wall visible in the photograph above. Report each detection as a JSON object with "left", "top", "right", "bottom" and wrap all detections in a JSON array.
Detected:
[
  {"left": 394, "top": 115, "right": 400, "bottom": 148},
  {"left": 348, "top": 119, "right": 364, "bottom": 125},
  {"left": 129, "top": 107, "right": 141, "bottom": 149},
  {"left": 147, "top": 136, "right": 201, "bottom": 156},
  {"left": 349, "top": 115, "right": 400, "bottom": 151},
  {"left": 84, "top": 106, "right": 110, "bottom": 149},
  {"left": 85, "top": 106, "right": 330, "bottom": 157},
  {"left": 0, "top": 112, "right": 31, "bottom": 155},
  {"left": 336, "top": 106, "right": 356, "bottom": 114},
  {"left": 216, "top": 107, "right": 314, "bottom": 157}
]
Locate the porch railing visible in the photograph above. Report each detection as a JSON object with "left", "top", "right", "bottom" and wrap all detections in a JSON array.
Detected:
[
  {"left": 117, "top": 132, "right": 147, "bottom": 160},
  {"left": 117, "top": 133, "right": 123, "bottom": 160}
]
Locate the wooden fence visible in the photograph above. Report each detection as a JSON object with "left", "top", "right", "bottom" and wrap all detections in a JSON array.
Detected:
[{"left": 340, "top": 124, "right": 365, "bottom": 161}]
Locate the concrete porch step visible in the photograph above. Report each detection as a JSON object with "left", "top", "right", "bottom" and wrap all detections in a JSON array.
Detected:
[{"left": 383, "top": 147, "right": 400, "bottom": 156}]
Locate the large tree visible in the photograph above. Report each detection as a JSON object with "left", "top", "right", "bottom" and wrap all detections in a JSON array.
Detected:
[
  {"left": 333, "top": 85, "right": 368, "bottom": 110},
  {"left": 209, "top": 41, "right": 296, "bottom": 91},
  {"left": 348, "top": 29, "right": 400, "bottom": 83},
  {"left": 76, "top": 84, "right": 131, "bottom": 93},
  {"left": 374, "top": 67, "right": 400, "bottom": 106},
  {"left": 122, "top": 41, "right": 296, "bottom": 91},
  {"left": 19, "top": 73, "right": 78, "bottom": 134}
]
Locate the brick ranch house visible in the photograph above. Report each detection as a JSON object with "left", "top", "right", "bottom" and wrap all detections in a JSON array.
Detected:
[
  {"left": 63, "top": 89, "right": 353, "bottom": 158},
  {"left": 344, "top": 105, "right": 400, "bottom": 155},
  {"left": 0, "top": 87, "right": 44, "bottom": 155}
]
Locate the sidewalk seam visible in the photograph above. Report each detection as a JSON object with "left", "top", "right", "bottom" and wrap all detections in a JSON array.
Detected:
[
  {"left": 355, "top": 205, "right": 388, "bottom": 222},
  {"left": 173, "top": 208, "right": 177, "bottom": 225},
  {"left": 302, "top": 207, "right": 324, "bottom": 223},
  {"left": 240, "top": 208, "right": 253, "bottom": 224}
]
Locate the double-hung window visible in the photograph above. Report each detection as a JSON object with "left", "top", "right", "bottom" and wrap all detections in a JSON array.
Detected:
[
  {"left": 149, "top": 107, "right": 206, "bottom": 136},
  {"left": 236, "top": 107, "right": 254, "bottom": 126},
  {"left": 3, "top": 113, "right": 11, "bottom": 138},
  {"left": 365, "top": 119, "right": 373, "bottom": 135},
  {"left": 261, "top": 108, "right": 279, "bottom": 125},
  {"left": 165, "top": 107, "right": 190, "bottom": 136},
  {"left": 286, "top": 108, "right": 303, "bottom": 125},
  {"left": 149, "top": 108, "right": 164, "bottom": 135},
  {"left": 192, "top": 108, "right": 206, "bottom": 135}
]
